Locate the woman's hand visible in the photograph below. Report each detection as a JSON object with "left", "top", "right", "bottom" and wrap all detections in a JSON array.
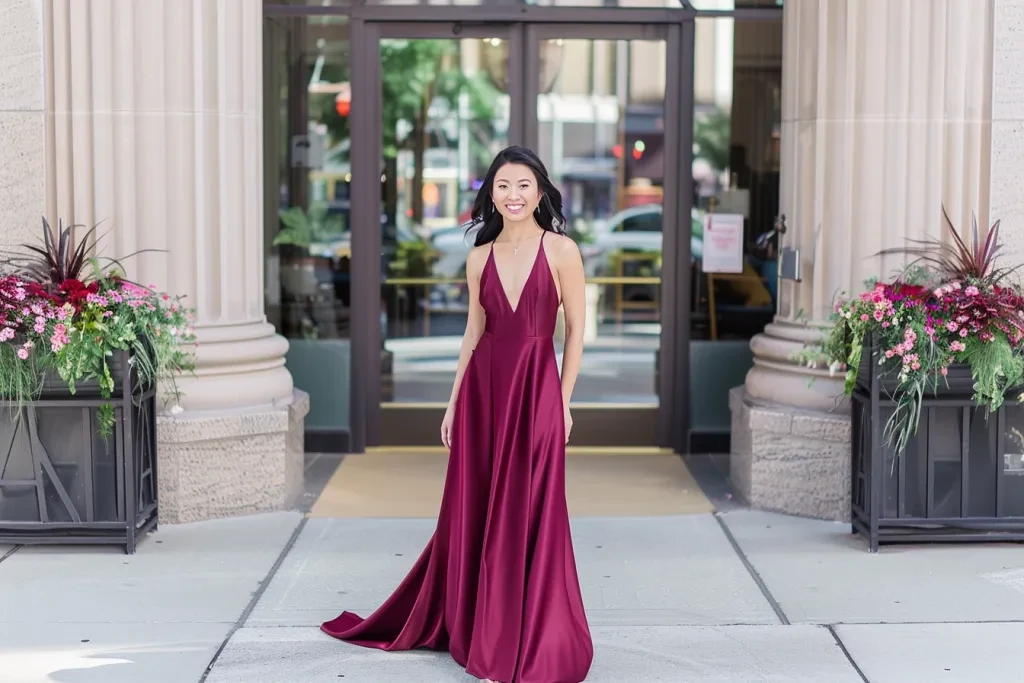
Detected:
[
  {"left": 564, "top": 403, "right": 573, "bottom": 444},
  {"left": 441, "top": 405, "right": 455, "bottom": 449}
]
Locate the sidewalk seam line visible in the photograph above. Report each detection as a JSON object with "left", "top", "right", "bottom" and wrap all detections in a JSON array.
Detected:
[
  {"left": 0, "top": 546, "right": 19, "bottom": 564},
  {"left": 713, "top": 512, "right": 790, "bottom": 625},
  {"left": 827, "top": 624, "right": 871, "bottom": 683},
  {"left": 198, "top": 515, "right": 308, "bottom": 682}
]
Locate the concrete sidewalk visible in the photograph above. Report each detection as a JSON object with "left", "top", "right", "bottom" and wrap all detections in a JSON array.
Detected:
[{"left": 2, "top": 505, "right": 1024, "bottom": 682}]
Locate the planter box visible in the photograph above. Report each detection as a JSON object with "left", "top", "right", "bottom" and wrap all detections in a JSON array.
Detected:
[
  {"left": 0, "top": 350, "right": 158, "bottom": 554},
  {"left": 850, "top": 342, "right": 1024, "bottom": 551}
]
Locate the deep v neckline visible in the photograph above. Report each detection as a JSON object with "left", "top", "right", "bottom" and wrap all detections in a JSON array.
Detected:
[{"left": 489, "top": 233, "right": 545, "bottom": 315}]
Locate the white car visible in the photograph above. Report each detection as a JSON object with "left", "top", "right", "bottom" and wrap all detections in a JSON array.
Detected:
[{"left": 580, "top": 204, "right": 705, "bottom": 278}]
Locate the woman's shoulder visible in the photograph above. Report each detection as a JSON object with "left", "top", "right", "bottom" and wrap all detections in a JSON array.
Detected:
[
  {"left": 466, "top": 243, "right": 491, "bottom": 276},
  {"left": 545, "top": 232, "right": 581, "bottom": 261}
]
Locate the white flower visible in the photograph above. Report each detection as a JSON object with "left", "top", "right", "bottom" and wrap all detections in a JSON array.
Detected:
[{"left": 169, "top": 405, "right": 184, "bottom": 415}]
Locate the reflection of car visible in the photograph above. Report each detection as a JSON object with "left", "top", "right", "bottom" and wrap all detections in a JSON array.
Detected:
[
  {"left": 582, "top": 204, "right": 705, "bottom": 278},
  {"left": 430, "top": 224, "right": 479, "bottom": 279},
  {"left": 428, "top": 204, "right": 706, "bottom": 280}
]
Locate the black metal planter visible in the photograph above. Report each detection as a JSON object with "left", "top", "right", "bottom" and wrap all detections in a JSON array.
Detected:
[
  {"left": 851, "top": 344, "right": 1024, "bottom": 551},
  {"left": 0, "top": 350, "right": 158, "bottom": 554}
]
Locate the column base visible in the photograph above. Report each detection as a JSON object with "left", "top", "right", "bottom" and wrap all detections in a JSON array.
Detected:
[
  {"left": 729, "top": 386, "right": 851, "bottom": 522},
  {"left": 156, "top": 389, "right": 310, "bottom": 524}
]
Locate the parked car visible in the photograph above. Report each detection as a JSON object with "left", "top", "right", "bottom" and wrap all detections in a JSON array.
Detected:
[{"left": 581, "top": 204, "right": 705, "bottom": 278}]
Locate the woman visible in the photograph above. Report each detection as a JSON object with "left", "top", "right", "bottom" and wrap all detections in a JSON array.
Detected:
[{"left": 321, "top": 146, "right": 594, "bottom": 683}]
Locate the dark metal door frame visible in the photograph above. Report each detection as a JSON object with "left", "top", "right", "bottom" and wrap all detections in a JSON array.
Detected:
[{"left": 349, "top": 15, "right": 695, "bottom": 453}]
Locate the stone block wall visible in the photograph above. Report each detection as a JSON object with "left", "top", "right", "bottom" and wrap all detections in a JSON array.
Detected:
[{"left": 729, "top": 387, "right": 852, "bottom": 522}]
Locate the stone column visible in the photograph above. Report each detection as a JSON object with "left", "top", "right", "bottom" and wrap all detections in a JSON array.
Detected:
[
  {"left": 731, "top": 0, "right": 999, "bottom": 521},
  {"left": 40, "top": 0, "right": 307, "bottom": 522}
]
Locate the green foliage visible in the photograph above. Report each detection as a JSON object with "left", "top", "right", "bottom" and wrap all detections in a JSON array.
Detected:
[
  {"left": 274, "top": 207, "right": 314, "bottom": 248},
  {"left": 0, "top": 341, "right": 43, "bottom": 410},
  {"left": 378, "top": 40, "right": 499, "bottom": 158},
  {"left": 693, "top": 107, "right": 732, "bottom": 171},
  {"left": 2, "top": 269, "right": 196, "bottom": 437},
  {"left": 816, "top": 217, "right": 1024, "bottom": 454}
]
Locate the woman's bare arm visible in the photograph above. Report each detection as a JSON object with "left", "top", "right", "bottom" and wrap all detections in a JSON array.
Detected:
[
  {"left": 447, "top": 245, "right": 489, "bottom": 410},
  {"left": 552, "top": 236, "right": 587, "bottom": 406}
]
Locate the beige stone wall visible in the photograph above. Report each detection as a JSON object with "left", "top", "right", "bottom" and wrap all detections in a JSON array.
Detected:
[
  {"left": 0, "top": 0, "right": 45, "bottom": 251},
  {"left": 991, "top": 0, "right": 1024, "bottom": 267}
]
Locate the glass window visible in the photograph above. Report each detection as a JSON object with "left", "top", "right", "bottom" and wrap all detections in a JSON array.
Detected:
[
  {"left": 379, "top": 37, "right": 511, "bottom": 404},
  {"left": 263, "top": 14, "right": 353, "bottom": 439},
  {"left": 689, "top": 16, "right": 782, "bottom": 438}
]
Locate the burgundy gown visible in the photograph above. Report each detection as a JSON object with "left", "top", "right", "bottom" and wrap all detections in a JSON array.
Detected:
[{"left": 321, "top": 232, "right": 594, "bottom": 683}]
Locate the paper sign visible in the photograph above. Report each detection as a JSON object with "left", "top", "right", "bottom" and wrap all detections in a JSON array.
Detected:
[{"left": 702, "top": 213, "right": 745, "bottom": 273}]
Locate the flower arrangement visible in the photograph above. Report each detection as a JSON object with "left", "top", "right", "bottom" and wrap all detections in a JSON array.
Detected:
[
  {"left": 0, "top": 219, "right": 196, "bottom": 435},
  {"left": 821, "top": 209, "right": 1024, "bottom": 454}
]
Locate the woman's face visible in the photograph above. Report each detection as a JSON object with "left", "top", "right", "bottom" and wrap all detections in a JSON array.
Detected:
[{"left": 491, "top": 163, "right": 542, "bottom": 224}]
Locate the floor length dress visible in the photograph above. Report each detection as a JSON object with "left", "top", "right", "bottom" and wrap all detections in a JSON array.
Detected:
[{"left": 321, "top": 232, "right": 594, "bottom": 683}]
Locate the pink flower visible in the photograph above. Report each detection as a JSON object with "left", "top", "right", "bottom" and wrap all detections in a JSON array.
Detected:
[
  {"left": 0, "top": 327, "right": 13, "bottom": 342},
  {"left": 951, "top": 341, "right": 966, "bottom": 352},
  {"left": 959, "top": 327, "right": 969, "bottom": 338},
  {"left": 885, "top": 350, "right": 895, "bottom": 359},
  {"left": 941, "top": 367, "right": 949, "bottom": 376},
  {"left": 16, "top": 348, "right": 28, "bottom": 360},
  {"left": 947, "top": 321, "right": 959, "bottom": 332},
  {"left": 861, "top": 314, "right": 870, "bottom": 322},
  {"left": 965, "top": 285, "right": 980, "bottom": 297},
  {"left": 873, "top": 309, "right": 884, "bottom": 322}
]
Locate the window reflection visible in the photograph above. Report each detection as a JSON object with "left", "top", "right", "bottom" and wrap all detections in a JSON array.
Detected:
[
  {"left": 689, "top": 17, "right": 782, "bottom": 440},
  {"left": 264, "top": 15, "right": 353, "bottom": 446}
]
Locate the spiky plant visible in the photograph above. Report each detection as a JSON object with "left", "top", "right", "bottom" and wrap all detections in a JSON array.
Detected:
[
  {"left": 0, "top": 218, "right": 101, "bottom": 291},
  {"left": 2, "top": 217, "right": 163, "bottom": 296},
  {"left": 880, "top": 206, "right": 1017, "bottom": 288}
]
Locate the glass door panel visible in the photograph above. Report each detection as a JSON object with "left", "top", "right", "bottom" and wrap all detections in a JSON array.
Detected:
[
  {"left": 528, "top": 27, "right": 674, "bottom": 447},
  {"left": 378, "top": 33, "right": 514, "bottom": 445},
  {"left": 371, "top": 22, "right": 685, "bottom": 450}
]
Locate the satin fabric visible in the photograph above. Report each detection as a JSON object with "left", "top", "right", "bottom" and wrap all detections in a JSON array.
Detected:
[{"left": 322, "top": 233, "right": 594, "bottom": 683}]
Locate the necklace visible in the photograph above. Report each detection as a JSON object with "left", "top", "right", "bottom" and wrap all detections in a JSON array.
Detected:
[{"left": 509, "top": 234, "right": 533, "bottom": 256}]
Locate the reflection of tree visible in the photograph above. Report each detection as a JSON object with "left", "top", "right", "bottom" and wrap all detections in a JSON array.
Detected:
[
  {"left": 693, "top": 107, "right": 731, "bottom": 172},
  {"left": 379, "top": 40, "right": 500, "bottom": 226},
  {"left": 310, "top": 41, "right": 499, "bottom": 228}
]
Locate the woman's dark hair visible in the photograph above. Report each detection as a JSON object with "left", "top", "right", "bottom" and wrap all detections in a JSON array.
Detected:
[{"left": 463, "top": 145, "right": 567, "bottom": 247}]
